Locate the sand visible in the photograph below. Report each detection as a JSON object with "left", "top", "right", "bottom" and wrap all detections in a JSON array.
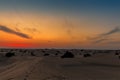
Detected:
[{"left": 0, "top": 49, "right": 120, "bottom": 80}]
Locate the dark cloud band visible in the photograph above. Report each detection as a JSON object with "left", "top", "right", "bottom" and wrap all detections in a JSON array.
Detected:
[
  {"left": 0, "top": 25, "right": 31, "bottom": 39},
  {"left": 89, "top": 27, "right": 120, "bottom": 44}
]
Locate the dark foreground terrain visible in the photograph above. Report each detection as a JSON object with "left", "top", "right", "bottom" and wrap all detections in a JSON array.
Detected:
[{"left": 0, "top": 49, "right": 120, "bottom": 80}]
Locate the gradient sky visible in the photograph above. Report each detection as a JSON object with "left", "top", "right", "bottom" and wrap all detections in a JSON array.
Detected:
[{"left": 0, "top": 0, "right": 120, "bottom": 49}]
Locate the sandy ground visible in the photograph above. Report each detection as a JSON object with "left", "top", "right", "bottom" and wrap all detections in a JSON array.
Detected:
[{"left": 0, "top": 51, "right": 120, "bottom": 80}]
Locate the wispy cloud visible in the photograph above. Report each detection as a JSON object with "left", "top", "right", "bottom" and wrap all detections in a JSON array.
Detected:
[
  {"left": 107, "top": 41, "right": 120, "bottom": 44},
  {"left": 99, "top": 27, "right": 120, "bottom": 37},
  {"left": 64, "top": 19, "right": 74, "bottom": 37},
  {"left": 24, "top": 27, "right": 38, "bottom": 33},
  {"left": 88, "top": 27, "right": 120, "bottom": 44},
  {"left": 93, "top": 38, "right": 108, "bottom": 44},
  {"left": 0, "top": 25, "right": 31, "bottom": 39}
]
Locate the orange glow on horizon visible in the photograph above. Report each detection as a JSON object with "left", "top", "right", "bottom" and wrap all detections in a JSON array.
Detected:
[
  {"left": 0, "top": 43, "right": 37, "bottom": 48},
  {"left": 0, "top": 12, "right": 120, "bottom": 49}
]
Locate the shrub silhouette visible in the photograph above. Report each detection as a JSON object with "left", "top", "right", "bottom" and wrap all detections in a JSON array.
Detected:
[
  {"left": 79, "top": 53, "right": 82, "bottom": 55},
  {"left": 5, "top": 52, "right": 15, "bottom": 57},
  {"left": 115, "top": 53, "right": 119, "bottom": 55},
  {"left": 119, "top": 56, "right": 120, "bottom": 59},
  {"left": 83, "top": 54, "right": 91, "bottom": 57},
  {"left": 44, "top": 53, "right": 50, "bottom": 56},
  {"left": 92, "top": 52, "right": 96, "bottom": 55},
  {"left": 55, "top": 53, "right": 59, "bottom": 56},
  {"left": 61, "top": 51, "right": 74, "bottom": 58},
  {"left": 42, "top": 50, "right": 45, "bottom": 53},
  {"left": 31, "top": 52, "right": 35, "bottom": 56}
]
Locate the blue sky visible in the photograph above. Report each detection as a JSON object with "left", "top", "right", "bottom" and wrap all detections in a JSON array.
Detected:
[
  {"left": 0, "top": 0, "right": 120, "bottom": 13},
  {"left": 0, "top": 0, "right": 120, "bottom": 17},
  {"left": 0, "top": 0, "right": 120, "bottom": 21}
]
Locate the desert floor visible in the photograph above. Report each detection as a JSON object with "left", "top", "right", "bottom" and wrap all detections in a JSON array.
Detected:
[{"left": 0, "top": 50, "right": 120, "bottom": 80}]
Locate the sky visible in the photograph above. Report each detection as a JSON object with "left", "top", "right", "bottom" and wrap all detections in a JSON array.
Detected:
[{"left": 0, "top": 0, "right": 120, "bottom": 49}]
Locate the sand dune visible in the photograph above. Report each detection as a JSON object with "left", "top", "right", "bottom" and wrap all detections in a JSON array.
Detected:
[{"left": 0, "top": 49, "right": 120, "bottom": 80}]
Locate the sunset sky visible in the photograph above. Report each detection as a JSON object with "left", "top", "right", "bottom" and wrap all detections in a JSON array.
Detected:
[{"left": 0, "top": 0, "right": 120, "bottom": 49}]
